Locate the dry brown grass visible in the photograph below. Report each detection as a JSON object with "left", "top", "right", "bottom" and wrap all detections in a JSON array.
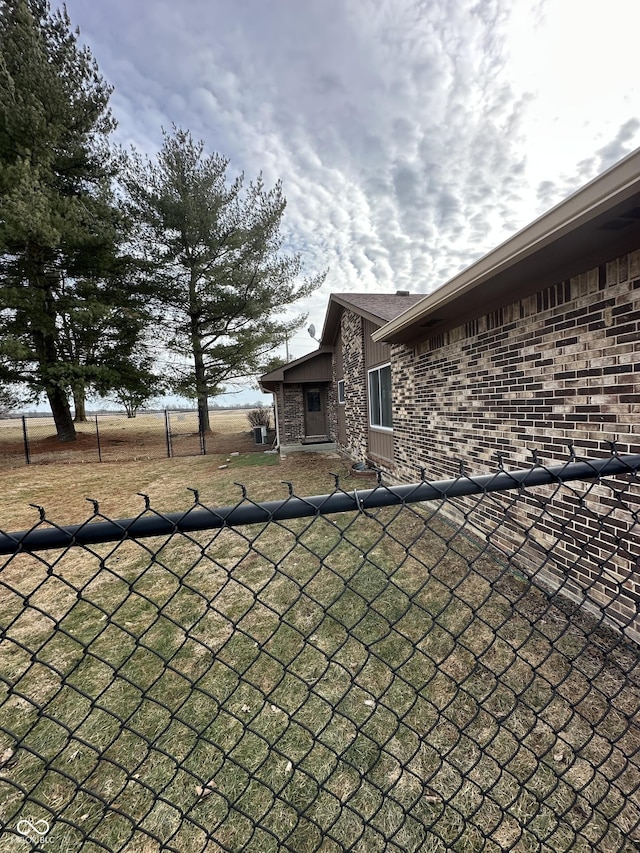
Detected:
[
  {"left": 0, "top": 455, "right": 639, "bottom": 852},
  {"left": 0, "top": 451, "right": 349, "bottom": 531},
  {"left": 0, "top": 409, "right": 264, "bottom": 467}
]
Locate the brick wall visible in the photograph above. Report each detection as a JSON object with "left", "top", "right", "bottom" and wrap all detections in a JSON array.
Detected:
[
  {"left": 391, "top": 247, "right": 640, "bottom": 640},
  {"left": 339, "top": 310, "right": 368, "bottom": 461},
  {"left": 281, "top": 384, "right": 305, "bottom": 444},
  {"left": 276, "top": 383, "right": 336, "bottom": 446}
]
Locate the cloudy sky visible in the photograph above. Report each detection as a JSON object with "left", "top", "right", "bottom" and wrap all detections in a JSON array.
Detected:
[{"left": 63, "top": 0, "right": 640, "bottom": 393}]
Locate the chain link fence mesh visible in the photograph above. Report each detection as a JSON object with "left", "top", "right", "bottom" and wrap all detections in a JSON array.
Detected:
[
  {"left": 0, "top": 453, "right": 639, "bottom": 851},
  {"left": 0, "top": 410, "right": 268, "bottom": 466}
]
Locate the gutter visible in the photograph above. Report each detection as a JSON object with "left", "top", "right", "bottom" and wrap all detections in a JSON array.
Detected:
[{"left": 374, "top": 147, "right": 640, "bottom": 343}]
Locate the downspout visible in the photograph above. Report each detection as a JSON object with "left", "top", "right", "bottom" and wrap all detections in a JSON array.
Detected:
[{"left": 273, "top": 388, "right": 281, "bottom": 453}]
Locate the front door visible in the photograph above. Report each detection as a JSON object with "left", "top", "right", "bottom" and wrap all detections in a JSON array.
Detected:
[{"left": 304, "top": 386, "right": 328, "bottom": 440}]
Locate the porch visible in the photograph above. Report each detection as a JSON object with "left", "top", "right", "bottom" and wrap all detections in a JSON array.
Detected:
[{"left": 260, "top": 347, "right": 335, "bottom": 449}]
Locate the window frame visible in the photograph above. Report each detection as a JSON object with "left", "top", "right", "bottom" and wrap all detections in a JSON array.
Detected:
[
  {"left": 337, "top": 379, "right": 345, "bottom": 405},
  {"left": 367, "top": 363, "right": 393, "bottom": 432}
]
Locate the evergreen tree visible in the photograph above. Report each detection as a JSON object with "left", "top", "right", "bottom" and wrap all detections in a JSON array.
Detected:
[
  {"left": 125, "top": 128, "right": 324, "bottom": 434},
  {"left": 0, "top": 0, "right": 122, "bottom": 440},
  {"left": 101, "top": 352, "right": 165, "bottom": 418},
  {"left": 55, "top": 271, "right": 154, "bottom": 421}
]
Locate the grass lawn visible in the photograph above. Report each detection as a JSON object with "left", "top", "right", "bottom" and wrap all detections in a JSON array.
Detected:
[
  {"left": 0, "top": 452, "right": 339, "bottom": 532},
  {"left": 0, "top": 453, "right": 638, "bottom": 851}
]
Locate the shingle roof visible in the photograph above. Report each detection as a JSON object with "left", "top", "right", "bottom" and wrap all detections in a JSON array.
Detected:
[
  {"left": 332, "top": 293, "right": 425, "bottom": 322},
  {"left": 320, "top": 292, "right": 425, "bottom": 344}
]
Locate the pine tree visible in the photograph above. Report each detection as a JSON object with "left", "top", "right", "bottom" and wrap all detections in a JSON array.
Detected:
[
  {"left": 0, "top": 0, "right": 122, "bottom": 440},
  {"left": 100, "top": 353, "right": 165, "bottom": 418},
  {"left": 125, "top": 128, "right": 324, "bottom": 434}
]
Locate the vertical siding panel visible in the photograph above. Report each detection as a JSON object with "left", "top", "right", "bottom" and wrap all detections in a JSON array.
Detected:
[{"left": 363, "top": 319, "right": 391, "bottom": 368}]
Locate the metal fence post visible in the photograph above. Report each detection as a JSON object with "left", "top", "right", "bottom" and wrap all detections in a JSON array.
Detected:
[
  {"left": 21, "top": 415, "right": 30, "bottom": 465},
  {"left": 95, "top": 414, "right": 102, "bottom": 463},
  {"left": 164, "top": 410, "right": 172, "bottom": 458}
]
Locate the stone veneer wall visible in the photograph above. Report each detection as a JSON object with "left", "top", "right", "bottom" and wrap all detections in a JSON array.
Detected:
[
  {"left": 338, "top": 310, "right": 368, "bottom": 462},
  {"left": 281, "top": 384, "right": 305, "bottom": 444},
  {"left": 391, "top": 248, "right": 640, "bottom": 640}
]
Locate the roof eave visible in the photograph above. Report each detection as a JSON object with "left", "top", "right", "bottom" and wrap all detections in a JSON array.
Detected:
[
  {"left": 320, "top": 293, "right": 409, "bottom": 344},
  {"left": 259, "top": 346, "right": 333, "bottom": 385},
  {"left": 374, "top": 147, "right": 640, "bottom": 344}
]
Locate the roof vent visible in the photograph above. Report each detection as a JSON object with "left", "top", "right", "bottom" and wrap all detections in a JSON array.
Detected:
[{"left": 396, "top": 290, "right": 410, "bottom": 296}]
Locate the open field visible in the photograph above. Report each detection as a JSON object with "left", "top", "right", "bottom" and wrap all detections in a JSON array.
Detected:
[
  {"left": 0, "top": 453, "right": 639, "bottom": 851},
  {"left": 0, "top": 452, "right": 353, "bottom": 532},
  {"left": 0, "top": 409, "right": 267, "bottom": 467}
]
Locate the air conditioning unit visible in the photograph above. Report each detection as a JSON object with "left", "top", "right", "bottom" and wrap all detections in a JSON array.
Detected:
[{"left": 253, "top": 425, "right": 268, "bottom": 444}]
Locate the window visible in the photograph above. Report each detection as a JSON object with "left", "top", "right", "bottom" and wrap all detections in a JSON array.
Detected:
[
  {"left": 307, "top": 389, "right": 321, "bottom": 412},
  {"left": 368, "top": 364, "right": 392, "bottom": 430},
  {"left": 337, "top": 379, "right": 345, "bottom": 404}
]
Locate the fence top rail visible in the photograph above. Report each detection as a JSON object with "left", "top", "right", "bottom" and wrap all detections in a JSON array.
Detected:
[{"left": 1, "top": 452, "right": 639, "bottom": 555}]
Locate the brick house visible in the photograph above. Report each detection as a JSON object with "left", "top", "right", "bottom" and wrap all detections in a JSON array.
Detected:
[
  {"left": 264, "top": 150, "right": 640, "bottom": 638},
  {"left": 260, "top": 348, "right": 334, "bottom": 448},
  {"left": 260, "top": 292, "right": 423, "bottom": 454},
  {"left": 371, "top": 148, "right": 640, "bottom": 639},
  {"left": 319, "top": 292, "right": 424, "bottom": 463}
]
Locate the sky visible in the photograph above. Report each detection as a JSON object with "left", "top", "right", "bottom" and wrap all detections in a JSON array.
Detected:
[{"left": 59, "top": 0, "right": 640, "bottom": 406}]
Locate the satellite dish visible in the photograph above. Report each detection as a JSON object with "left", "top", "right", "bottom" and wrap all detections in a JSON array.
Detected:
[{"left": 308, "top": 324, "right": 316, "bottom": 339}]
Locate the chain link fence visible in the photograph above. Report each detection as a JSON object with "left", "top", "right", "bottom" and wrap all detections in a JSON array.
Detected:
[
  {"left": 0, "top": 452, "right": 639, "bottom": 851},
  {"left": 0, "top": 409, "right": 271, "bottom": 466}
]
